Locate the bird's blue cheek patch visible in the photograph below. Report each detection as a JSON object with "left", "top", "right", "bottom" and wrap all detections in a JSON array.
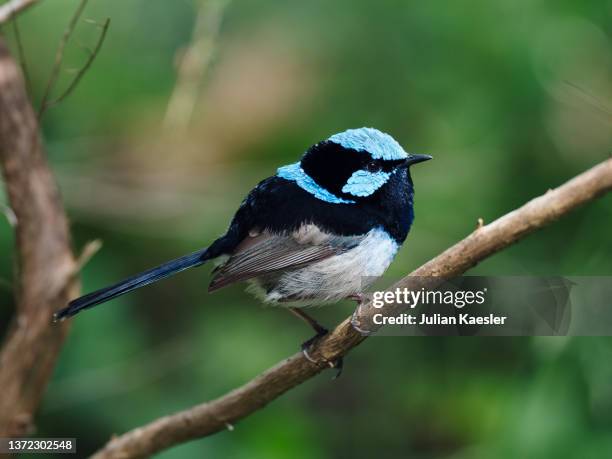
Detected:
[
  {"left": 277, "top": 162, "right": 355, "bottom": 204},
  {"left": 341, "top": 170, "right": 391, "bottom": 197}
]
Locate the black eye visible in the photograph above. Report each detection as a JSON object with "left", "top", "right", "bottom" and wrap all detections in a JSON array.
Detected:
[{"left": 365, "top": 161, "right": 380, "bottom": 172}]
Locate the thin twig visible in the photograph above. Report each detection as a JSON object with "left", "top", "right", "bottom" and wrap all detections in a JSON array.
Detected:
[
  {"left": 91, "top": 157, "right": 612, "bottom": 459},
  {"left": 11, "top": 17, "right": 31, "bottom": 94},
  {"left": 43, "top": 17, "right": 110, "bottom": 111},
  {"left": 163, "top": 0, "right": 229, "bottom": 132},
  {"left": 37, "top": 0, "right": 89, "bottom": 118},
  {"left": 75, "top": 239, "right": 102, "bottom": 271},
  {"left": 1, "top": 202, "right": 17, "bottom": 226},
  {"left": 0, "top": 0, "right": 38, "bottom": 24},
  {"left": 564, "top": 81, "right": 612, "bottom": 120}
]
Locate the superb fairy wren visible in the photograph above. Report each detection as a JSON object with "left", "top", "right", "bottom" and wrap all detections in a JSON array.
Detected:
[{"left": 55, "top": 127, "right": 431, "bottom": 367}]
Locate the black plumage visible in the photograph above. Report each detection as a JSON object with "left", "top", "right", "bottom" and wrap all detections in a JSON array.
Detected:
[{"left": 54, "top": 128, "right": 429, "bottom": 321}]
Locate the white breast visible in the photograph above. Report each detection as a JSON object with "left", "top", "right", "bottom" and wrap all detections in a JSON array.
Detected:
[{"left": 253, "top": 228, "right": 399, "bottom": 306}]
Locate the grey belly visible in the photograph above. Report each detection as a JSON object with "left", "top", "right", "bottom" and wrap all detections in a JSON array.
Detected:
[{"left": 247, "top": 228, "right": 399, "bottom": 306}]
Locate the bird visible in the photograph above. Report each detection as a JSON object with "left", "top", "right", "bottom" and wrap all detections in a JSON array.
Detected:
[{"left": 54, "top": 127, "right": 431, "bottom": 370}]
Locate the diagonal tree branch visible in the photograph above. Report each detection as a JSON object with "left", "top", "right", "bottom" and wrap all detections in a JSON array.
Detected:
[
  {"left": 0, "top": 0, "right": 38, "bottom": 24},
  {"left": 0, "top": 37, "right": 78, "bottom": 436},
  {"left": 91, "top": 157, "right": 612, "bottom": 459}
]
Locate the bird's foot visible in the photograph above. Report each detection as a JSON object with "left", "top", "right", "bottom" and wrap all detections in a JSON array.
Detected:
[
  {"left": 301, "top": 329, "right": 344, "bottom": 379},
  {"left": 347, "top": 293, "right": 373, "bottom": 336}
]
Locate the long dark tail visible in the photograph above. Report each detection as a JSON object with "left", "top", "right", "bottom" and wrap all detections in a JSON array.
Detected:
[{"left": 54, "top": 248, "right": 210, "bottom": 321}]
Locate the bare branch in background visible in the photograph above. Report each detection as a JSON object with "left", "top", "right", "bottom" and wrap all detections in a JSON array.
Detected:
[
  {"left": 0, "top": 0, "right": 38, "bottom": 24},
  {"left": 1, "top": 201, "right": 17, "bottom": 226},
  {"left": 11, "top": 17, "right": 31, "bottom": 93},
  {"left": 37, "top": 0, "right": 88, "bottom": 116},
  {"left": 92, "top": 157, "right": 612, "bottom": 459},
  {"left": 0, "top": 0, "right": 39, "bottom": 92},
  {"left": 0, "top": 37, "right": 78, "bottom": 436},
  {"left": 38, "top": 0, "right": 109, "bottom": 118},
  {"left": 75, "top": 239, "right": 102, "bottom": 271},
  {"left": 163, "top": 0, "right": 229, "bottom": 132},
  {"left": 42, "top": 17, "right": 110, "bottom": 111},
  {"left": 564, "top": 81, "right": 612, "bottom": 121}
]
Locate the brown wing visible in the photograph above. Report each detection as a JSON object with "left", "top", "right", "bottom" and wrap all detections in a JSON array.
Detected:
[{"left": 208, "top": 225, "right": 363, "bottom": 292}]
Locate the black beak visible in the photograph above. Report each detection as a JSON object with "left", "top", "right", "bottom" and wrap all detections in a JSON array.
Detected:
[{"left": 404, "top": 154, "right": 433, "bottom": 166}]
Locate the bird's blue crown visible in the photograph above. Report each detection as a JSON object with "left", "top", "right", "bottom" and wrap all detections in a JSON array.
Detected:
[
  {"left": 327, "top": 127, "right": 408, "bottom": 161},
  {"left": 277, "top": 127, "right": 408, "bottom": 204}
]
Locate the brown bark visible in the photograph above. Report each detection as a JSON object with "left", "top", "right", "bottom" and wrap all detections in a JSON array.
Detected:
[{"left": 0, "top": 37, "right": 78, "bottom": 436}]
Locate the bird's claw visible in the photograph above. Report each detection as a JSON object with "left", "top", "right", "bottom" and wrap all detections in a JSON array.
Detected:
[
  {"left": 350, "top": 308, "right": 374, "bottom": 336},
  {"left": 300, "top": 329, "right": 344, "bottom": 379},
  {"left": 330, "top": 356, "right": 344, "bottom": 379}
]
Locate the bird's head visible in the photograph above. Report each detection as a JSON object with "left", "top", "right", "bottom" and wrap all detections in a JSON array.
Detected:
[{"left": 277, "top": 127, "right": 431, "bottom": 204}]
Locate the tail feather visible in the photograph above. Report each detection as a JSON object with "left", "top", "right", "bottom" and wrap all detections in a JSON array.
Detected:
[{"left": 54, "top": 248, "right": 209, "bottom": 321}]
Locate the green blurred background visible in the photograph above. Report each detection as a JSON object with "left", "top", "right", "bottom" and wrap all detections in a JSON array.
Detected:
[{"left": 1, "top": 0, "right": 612, "bottom": 457}]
